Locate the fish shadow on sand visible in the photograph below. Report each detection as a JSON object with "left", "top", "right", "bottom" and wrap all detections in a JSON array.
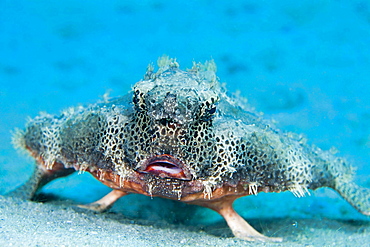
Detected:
[{"left": 31, "top": 191, "right": 370, "bottom": 242}]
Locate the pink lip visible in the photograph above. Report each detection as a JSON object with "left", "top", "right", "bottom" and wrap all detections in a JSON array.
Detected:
[{"left": 139, "top": 154, "right": 191, "bottom": 180}]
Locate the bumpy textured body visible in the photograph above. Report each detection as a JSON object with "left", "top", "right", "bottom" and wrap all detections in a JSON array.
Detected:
[{"left": 11, "top": 57, "right": 370, "bottom": 242}]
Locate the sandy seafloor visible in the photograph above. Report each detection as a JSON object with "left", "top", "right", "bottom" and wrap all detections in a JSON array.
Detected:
[{"left": 1, "top": 1, "right": 370, "bottom": 246}]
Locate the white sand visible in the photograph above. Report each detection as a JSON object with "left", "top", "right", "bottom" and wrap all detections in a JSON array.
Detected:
[{"left": 1, "top": 195, "right": 369, "bottom": 247}]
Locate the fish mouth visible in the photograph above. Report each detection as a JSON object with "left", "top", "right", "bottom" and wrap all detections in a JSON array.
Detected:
[{"left": 138, "top": 154, "right": 192, "bottom": 180}]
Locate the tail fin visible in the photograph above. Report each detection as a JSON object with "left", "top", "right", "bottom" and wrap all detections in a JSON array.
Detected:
[
  {"left": 315, "top": 152, "right": 370, "bottom": 216},
  {"left": 334, "top": 181, "right": 370, "bottom": 216}
]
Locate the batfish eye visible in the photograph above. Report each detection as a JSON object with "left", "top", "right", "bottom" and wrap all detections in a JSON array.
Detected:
[
  {"left": 207, "top": 106, "right": 216, "bottom": 115},
  {"left": 133, "top": 94, "right": 139, "bottom": 105},
  {"left": 201, "top": 102, "right": 217, "bottom": 121},
  {"left": 133, "top": 89, "right": 146, "bottom": 111},
  {"left": 204, "top": 100, "right": 217, "bottom": 115}
]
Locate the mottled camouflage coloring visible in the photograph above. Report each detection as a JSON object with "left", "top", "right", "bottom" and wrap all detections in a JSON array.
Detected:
[{"left": 11, "top": 56, "right": 370, "bottom": 242}]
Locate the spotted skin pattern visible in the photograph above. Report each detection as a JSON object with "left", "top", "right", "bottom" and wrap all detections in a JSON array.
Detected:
[{"left": 10, "top": 56, "right": 370, "bottom": 242}]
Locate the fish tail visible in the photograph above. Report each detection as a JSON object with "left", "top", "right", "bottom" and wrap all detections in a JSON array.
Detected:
[
  {"left": 315, "top": 153, "right": 370, "bottom": 216},
  {"left": 334, "top": 181, "right": 370, "bottom": 216}
]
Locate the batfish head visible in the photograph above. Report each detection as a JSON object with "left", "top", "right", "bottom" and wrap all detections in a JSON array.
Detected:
[{"left": 128, "top": 56, "right": 221, "bottom": 181}]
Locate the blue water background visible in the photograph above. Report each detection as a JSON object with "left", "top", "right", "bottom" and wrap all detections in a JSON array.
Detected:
[{"left": 1, "top": 1, "right": 369, "bottom": 224}]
